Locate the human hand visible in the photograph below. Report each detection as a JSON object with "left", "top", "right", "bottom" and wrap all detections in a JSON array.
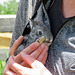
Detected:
[
  {"left": 3, "top": 36, "right": 48, "bottom": 74},
  {"left": 4, "top": 53, "right": 52, "bottom": 75},
  {"left": 9, "top": 36, "right": 48, "bottom": 66}
]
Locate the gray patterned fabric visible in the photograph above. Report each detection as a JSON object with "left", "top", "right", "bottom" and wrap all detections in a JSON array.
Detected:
[
  {"left": 9, "top": 0, "right": 75, "bottom": 75},
  {"left": 10, "top": 0, "right": 52, "bottom": 47},
  {"left": 10, "top": 0, "right": 53, "bottom": 55},
  {"left": 46, "top": 18, "right": 75, "bottom": 75}
]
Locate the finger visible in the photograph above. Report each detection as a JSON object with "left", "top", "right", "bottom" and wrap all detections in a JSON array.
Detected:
[
  {"left": 16, "top": 43, "right": 45, "bottom": 67},
  {"left": 10, "top": 36, "right": 24, "bottom": 56},
  {"left": 42, "top": 53, "right": 48, "bottom": 65},
  {"left": 14, "top": 42, "right": 40, "bottom": 64},
  {"left": 37, "top": 46, "right": 48, "bottom": 63},
  {"left": 14, "top": 54, "right": 23, "bottom": 63},
  {"left": 8, "top": 56, "right": 33, "bottom": 75},
  {"left": 16, "top": 43, "right": 46, "bottom": 66},
  {"left": 20, "top": 53, "right": 46, "bottom": 69},
  {"left": 21, "top": 55, "right": 47, "bottom": 68},
  {"left": 20, "top": 43, "right": 45, "bottom": 67},
  {"left": 20, "top": 61, "right": 30, "bottom": 67},
  {"left": 22, "top": 42, "right": 40, "bottom": 54},
  {"left": 30, "top": 43, "right": 45, "bottom": 59},
  {"left": 3, "top": 64, "right": 16, "bottom": 75},
  {"left": 3, "top": 70, "right": 16, "bottom": 75}
]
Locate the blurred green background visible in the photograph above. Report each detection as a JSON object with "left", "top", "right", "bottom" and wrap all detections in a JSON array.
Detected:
[
  {"left": 0, "top": 0, "right": 19, "bottom": 74},
  {"left": 0, "top": 0, "right": 19, "bottom": 15}
]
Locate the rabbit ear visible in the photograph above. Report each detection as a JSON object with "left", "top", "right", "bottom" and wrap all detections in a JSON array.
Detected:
[
  {"left": 29, "top": 18, "right": 33, "bottom": 29},
  {"left": 22, "top": 19, "right": 33, "bottom": 36},
  {"left": 22, "top": 23, "right": 31, "bottom": 36},
  {"left": 33, "top": 3, "right": 50, "bottom": 30},
  {"left": 42, "top": 5, "right": 50, "bottom": 29}
]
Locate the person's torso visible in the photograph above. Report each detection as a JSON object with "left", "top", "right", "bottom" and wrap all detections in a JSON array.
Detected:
[
  {"left": 46, "top": 0, "right": 75, "bottom": 75},
  {"left": 48, "top": 0, "right": 70, "bottom": 38}
]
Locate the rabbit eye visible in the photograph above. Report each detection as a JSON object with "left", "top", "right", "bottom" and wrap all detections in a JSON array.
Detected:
[
  {"left": 36, "top": 30, "right": 43, "bottom": 36},
  {"left": 39, "top": 31, "right": 42, "bottom": 35}
]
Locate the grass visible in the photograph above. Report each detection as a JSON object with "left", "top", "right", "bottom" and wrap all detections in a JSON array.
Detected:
[
  {"left": 0, "top": 60, "right": 6, "bottom": 75},
  {"left": 0, "top": 50, "right": 9, "bottom": 75}
]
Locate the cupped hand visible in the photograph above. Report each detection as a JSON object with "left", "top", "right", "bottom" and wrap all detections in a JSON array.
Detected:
[
  {"left": 10, "top": 36, "right": 48, "bottom": 66},
  {"left": 4, "top": 53, "right": 52, "bottom": 75},
  {"left": 3, "top": 36, "right": 49, "bottom": 75}
]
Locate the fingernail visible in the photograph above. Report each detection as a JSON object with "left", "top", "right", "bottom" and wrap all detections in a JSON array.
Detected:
[
  {"left": 35, "top": 42, "right": 40, "bottom": 46},
  {"left": 40, "top": 43, "right": 45, "bottom": 48},
  {"left": 20, "top": 35, "right": 24, "bottom": 38}
]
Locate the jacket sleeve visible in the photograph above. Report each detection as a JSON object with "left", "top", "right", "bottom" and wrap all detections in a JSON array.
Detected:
[
  {"left": 6, "top": 0, "right": 39, "bottom": 64},
  {"left": 10, "top": 0, "right": 36, "bottom": 47}
]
